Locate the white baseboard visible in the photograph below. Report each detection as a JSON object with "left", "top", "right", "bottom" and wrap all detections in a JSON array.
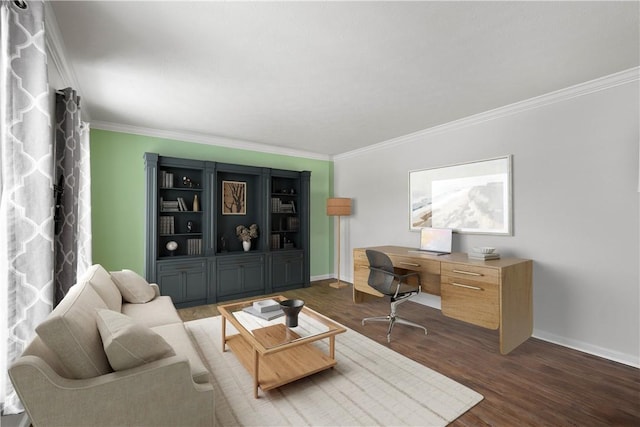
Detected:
[
  {"left": 409, "top": 295, "right": 639, "bottom": 368},
  {"left": 532, "top": 329, "right": 640, "bottom": 369},
  {"left": 311, "top": 274, "right": 333, "bottom": 281}
]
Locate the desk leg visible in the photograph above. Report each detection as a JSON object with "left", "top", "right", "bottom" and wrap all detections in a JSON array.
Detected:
[
  {"left": 253, "top": 349, "right": 260, "bottom": 399},
  {"left": 221, "top": 317, "right": 227, "bottom": 352}
]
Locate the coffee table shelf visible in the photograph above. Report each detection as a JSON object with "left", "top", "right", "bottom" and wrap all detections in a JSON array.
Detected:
[{"left": 219, "top": 296, "right": 346, "bottom": 398}]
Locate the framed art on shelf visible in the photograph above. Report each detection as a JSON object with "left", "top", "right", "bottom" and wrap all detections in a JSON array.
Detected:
[
  {"left": 222, "top": 180, "right": 246, "bottom": 215},
  {"left": 409, "top": 155, "right": 512, "bottom": 235}
]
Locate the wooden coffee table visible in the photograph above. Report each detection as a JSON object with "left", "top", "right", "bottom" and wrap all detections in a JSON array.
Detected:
[{"left": 218, "top": 295, "right": 346, "bottom": 398}]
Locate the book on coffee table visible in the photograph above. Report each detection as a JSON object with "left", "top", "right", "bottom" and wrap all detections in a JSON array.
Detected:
[
  {"left": 252, "top": 299, "right": 281, "bottom": 313},
  {"left": 242, "top": 305, "right": 284, "bottom": 321}
]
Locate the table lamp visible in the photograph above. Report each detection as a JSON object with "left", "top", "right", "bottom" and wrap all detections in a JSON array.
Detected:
[{"left": 326, "top": 198, "right": 352, "bottom": 289}]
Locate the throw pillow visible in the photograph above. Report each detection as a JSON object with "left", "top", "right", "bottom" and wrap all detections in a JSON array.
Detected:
[
  {"left": 95, "top": 309, "right": 175, "bottom": 371},
  {"left": 110, "top": 269, "right": 155, "bottom": 303}
]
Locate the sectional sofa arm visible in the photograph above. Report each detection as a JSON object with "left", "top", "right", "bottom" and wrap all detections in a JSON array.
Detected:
[{"left": 9, "top": 354, "right": 214, "bottom": 427}]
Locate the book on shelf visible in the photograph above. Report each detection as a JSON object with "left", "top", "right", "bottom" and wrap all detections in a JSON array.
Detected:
[
  {"left": 271, "top": 197, "right": 281, "bottom": 213},
  {"left": 160, "top": 171, "right": 174, "bottom": 188},
  {"left": 271, "top": 233, "right": 281, "bottom": 250},
  {"left": 271, "top": 198, "right": 296, "bottom": 213},
  {"left": 177, "top": 197, "right": 188, "bottom": 211},
  {"left": 159, "top": 216, "right": 175, "bottom": 234},
  {"left": 279, "top": 201, "right": 295, "bottom": 213},
  {"left": 286, "top": 216, "right": 299, "bottom": 231},
  {"left": 187, "top": 238, "right": 202, "bottom": 255},
  {"left": 161, "top": 200, "right": 180, "bottom": 212}
]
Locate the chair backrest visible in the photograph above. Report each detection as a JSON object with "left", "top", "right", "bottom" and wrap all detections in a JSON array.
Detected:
[{"left": 365, "top": 250, "right": 396, "bottom": 295}]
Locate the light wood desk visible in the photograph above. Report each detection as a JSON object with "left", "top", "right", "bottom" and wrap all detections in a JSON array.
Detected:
[{"left": 353, "top": 246, "right": 533, "bottom": 354}]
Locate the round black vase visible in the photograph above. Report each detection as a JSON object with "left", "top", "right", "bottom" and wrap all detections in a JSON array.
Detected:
[{"left": 280, "top": 299, "right": 304, "bottom": 327}]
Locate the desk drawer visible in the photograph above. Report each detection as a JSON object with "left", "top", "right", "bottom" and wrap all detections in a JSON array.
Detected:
[
  {"left": 441, "top": 275, "right": 499, "bottom": 329},
  {"left": 389, "top": 255, "right": 441, "bottom": 294},
  {"left": 388, "top": 255, "right": 440, "bottom": 274},
  {"left": 353, "top": 250, "right": 383, "bottom": 297},
  {"left": 441, "top": 262, "right": 499, "bottom": 285}
]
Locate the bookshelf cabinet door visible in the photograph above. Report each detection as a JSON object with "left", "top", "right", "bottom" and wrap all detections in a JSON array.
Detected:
[
  {"left": 216, "top": 254, "right": 265, "bottom": 300},
  {"left": 272, "top": 251, "right": 304, "bottom": 290},
  {"left": 157, "top": 259, "right": 207, "bottom": 306}
]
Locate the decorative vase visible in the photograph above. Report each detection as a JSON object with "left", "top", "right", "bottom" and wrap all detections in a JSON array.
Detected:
[
  {"left": 192, "top": 194, "right": 199, "bottom": 212},
  {"left": 242, "top": 240, "right": 251, "bottom": 252},
  {"left": 280, "top": 299, "right": 305, "bottom": 327}
]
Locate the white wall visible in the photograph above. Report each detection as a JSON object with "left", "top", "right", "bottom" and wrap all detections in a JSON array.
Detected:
[{"left": 334, "top": 72, "right": 639, "bottom": 366}]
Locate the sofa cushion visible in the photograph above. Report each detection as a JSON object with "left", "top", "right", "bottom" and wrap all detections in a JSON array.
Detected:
[
  {"left": 121, "top": 296, "right": 183, "bottom": 328},
  {"left": 35, "top": 282, "right": 112, "bottom": 379},
  {"left": 110, "top": 269, "right": 155, "bottom": 303},
  {"left": 83, "top": 264, "right": 123, "bottom": 311},
  {"left": 152, "top": 323, "right": 211, "bottom": 384},
  {"left": 96, "top": 309, "right": 176, "bottom": 371}
]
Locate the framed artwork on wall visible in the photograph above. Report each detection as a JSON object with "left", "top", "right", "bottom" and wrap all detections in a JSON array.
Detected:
[
  {"left": 222, "top": 180, "right": 246, "bottom": 215},
  {"left": 409, "top": 155, "right": 512, "bottom": 235}
]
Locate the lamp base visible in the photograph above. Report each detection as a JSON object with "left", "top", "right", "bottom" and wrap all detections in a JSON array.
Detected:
[{"left": 329, "top": 280, "right": 349, "bottom": 289}]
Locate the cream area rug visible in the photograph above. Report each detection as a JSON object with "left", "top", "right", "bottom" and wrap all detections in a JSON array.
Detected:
[{"left": 185, "top": 316, "right": 483, "bottom": 427}]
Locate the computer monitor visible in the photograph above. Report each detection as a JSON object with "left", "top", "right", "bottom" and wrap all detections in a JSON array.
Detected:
[{"left": 419, "top": 227, "right": 452, "bottom": 255}]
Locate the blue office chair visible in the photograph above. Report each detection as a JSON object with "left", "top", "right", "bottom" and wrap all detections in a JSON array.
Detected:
[{"left": 361, "top": 249, "right": 428, "bottom": 342}]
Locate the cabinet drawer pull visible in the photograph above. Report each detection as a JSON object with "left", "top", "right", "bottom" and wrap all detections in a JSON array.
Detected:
[
  {"left": 450, "top": 282, "right": 483, "bottom": 291},
  {"left": 452, "top": 269, "right": 483, "bottom": 277},
  {"left": 398, "top": 262, "right": 420, "bottom": 267}
]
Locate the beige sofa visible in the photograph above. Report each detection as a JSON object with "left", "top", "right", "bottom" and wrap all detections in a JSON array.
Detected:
[{"left": 9, "top": 265, "right": 214, "bottom": 427}]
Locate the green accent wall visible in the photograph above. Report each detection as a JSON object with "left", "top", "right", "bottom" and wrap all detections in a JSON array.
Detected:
[{"left": 90, "top": 129, "right": 333, "bottom": 278}]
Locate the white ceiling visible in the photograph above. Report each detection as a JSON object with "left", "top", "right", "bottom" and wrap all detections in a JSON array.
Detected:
[{"left": 49, "top": 1, "right": 639, "bottom": 158}]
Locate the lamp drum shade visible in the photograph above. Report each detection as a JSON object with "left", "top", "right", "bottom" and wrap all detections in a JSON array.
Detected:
[{"left": 327, "top": 198, "right": 352, "bottom": 216}]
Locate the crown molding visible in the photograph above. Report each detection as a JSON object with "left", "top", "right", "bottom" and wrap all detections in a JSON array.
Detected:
[
  {"left": 335, "top": 67, "right": 640, "bottom": 161},
  {"left": 44, "top": 1, "right": 90, "bottom": 121},
  {"left": 91, "top": 121, "right": 332, "bottom": 161}
]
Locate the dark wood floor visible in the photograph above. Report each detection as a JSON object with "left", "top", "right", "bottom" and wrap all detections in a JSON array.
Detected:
[{"left": 178, "top": 280, "right": 640, "bottom": 426}]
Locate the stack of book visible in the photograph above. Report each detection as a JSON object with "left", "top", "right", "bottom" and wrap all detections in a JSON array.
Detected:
[
  {"left": 242, "top": 299, "right": 284, "bottom": 320},
  {"left": 271, "top": 233, "right": 281, "bottom": 250},
  {"left": 286, "top": 216, "right": 299, "bottom": 231},
  {"left": 160, "top": 198, "right": 180, "bottom": 212},
  {"left": 160, "top": 171, "right": 174, "bottom": 188},
  {"left": 160, "top": 197, "right": 191, "bottom": 212},
  {"left": 271, "top": 198, "right": 296, "bottom": 213},
  {"left": 280, "top": 201, "right": 296, "bottom": 213},
  {"left": 468, "top": 248, "right": 500, "bottom": 260},
  {"left": 271, "top": 197, "right": 282, "bottom": 213},
  {"left": 159, "top": 216, "right": 175, "bottom": 235},
  {"left": 186, "top": 238, "right": 202, "bottom": 255}
]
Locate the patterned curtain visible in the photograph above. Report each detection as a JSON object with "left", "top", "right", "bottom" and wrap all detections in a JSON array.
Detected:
[
  {"left": 54, "top": 88, "right": 91, "bottom": 305},
  {"left": 0, "top": 0, "right": 53, "bottom": 415}
]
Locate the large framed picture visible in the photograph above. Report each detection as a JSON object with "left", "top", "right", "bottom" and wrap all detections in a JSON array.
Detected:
[
  {"left": 409, "top": 156, "right": 512, "bottom": 235},
  {"left": 222, "top": 180, "right": 246, "bottom": 215}
]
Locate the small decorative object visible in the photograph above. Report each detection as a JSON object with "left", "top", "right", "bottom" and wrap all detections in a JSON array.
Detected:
[
  {"left": 220, "top": 236, "right": 227, "bottom": 252},
  {"left": 280, "top": 299, "right": 305, "bottom": 327},
  {"left": 187, "top": 221, "right": 193, "bottom": 232},
  {"left": 182, "top": 176, "right": 193, "bottom": 188},
  {"left": 193, "top": 194, "right": 200, "bottom": 212},
  {"left": 289, "top": 188, "right": 295, "bottom": 194},
  {"left": 236, "top": 224, "right": 258, "bottom": 251},
  {"left": 166, "top": 240, "right": 178, "bottom": 255}
]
